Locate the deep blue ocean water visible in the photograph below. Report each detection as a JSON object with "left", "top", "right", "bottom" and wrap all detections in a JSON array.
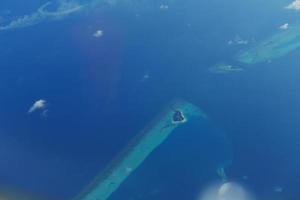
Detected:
[{"left": 1, "top": 0, "right": 300, "bottom": 199}]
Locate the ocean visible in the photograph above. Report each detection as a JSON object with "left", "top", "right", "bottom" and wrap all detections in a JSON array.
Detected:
[{"left": 0, "top": 0, "right": 300, "bottom": 200}]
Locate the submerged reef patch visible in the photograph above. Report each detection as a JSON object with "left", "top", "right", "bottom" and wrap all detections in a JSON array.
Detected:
[
  {"left": 73, "top": 100, "right": 206, "bottom": 200},
  {"left": 236, "top": 23, "right": 300, "bottom": 64}
]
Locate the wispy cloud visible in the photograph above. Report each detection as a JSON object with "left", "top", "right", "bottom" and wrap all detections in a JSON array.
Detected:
[
  {"left": 227, "top": 35, "right": 249, "bottom": 45},
  {"left": 159, "top": 4, "right": 169, "bottom": 10},
  {"left": 285, "top": 0, "right": 300, "bottom": 10},
  {"left": 0, "top": 12, "right": 45, "bottom": 31},
  {"left": 0, "top": 0, "right": 148, "bottom": 32},
  {"left": 28, "top": 99, "right": 47, "bottom": 114},
  {"left": 0, "top": 1, "right": 84, "bottom": 31}
]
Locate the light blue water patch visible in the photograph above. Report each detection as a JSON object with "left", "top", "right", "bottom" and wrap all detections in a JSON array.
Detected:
[{"left": 237, "top": 23, "right": 300, "bottom": 64}]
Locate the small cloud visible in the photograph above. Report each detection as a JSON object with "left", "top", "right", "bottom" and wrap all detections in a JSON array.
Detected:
[
  {"left": 160, "top": 4, "right": 169, "bottom": 10},
  {"left": 228, "top": 35, "right": 248, "bottom": 45},
  {"left": 279, "top": 23, "right": 289, "bottom": 30},
  {"left": 28, "top": 99, "right": 47, "bottom": 114},
  {"left": 236, "top": 40, "right": 248, "bottom": 45},
  {"left": 285, "top": 0, "right": 300, "bottom": 10},
  {"left": 210, "top": 63, "right": 243, "bottom": 74},
  {"left": 93, "top": 30, "right": 103, "bottom": 38}
]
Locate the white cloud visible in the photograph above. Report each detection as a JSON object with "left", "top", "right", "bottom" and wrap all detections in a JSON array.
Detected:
[
  {"left": 199, "top": 182, "right": 253, "bottom": 200},
  {"left": 0, "top": 0, "right": 152, "bottom": 32},
  {"left": 0, "top": 1, "right": 84, "bottom": 31},
  {"left": 1, "top": 0, "right": 169, "bottom": 32},
  {"left": 228, "top": 35, "right": 248, "bottom": 45},
  {"left": 28, "top": 99, "right": 47, "bottom": 114},
  {"left": 279, "top": 23, "right": 289, "bottom": 30},
  {"left": 0, "top": 12, "right": 45, "bottom": 31},
  {"left": 285, "top": 0, "right": 300, "bottom": 10},
  {"left": 93, "top": 30, "right": 103, "bottom": 38},
  {"left": 160, "top": 4, "right": 169, "bottom": 10}
]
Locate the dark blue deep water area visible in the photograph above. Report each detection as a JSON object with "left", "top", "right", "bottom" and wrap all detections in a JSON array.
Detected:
[{"left": 1, "top": 0, "right": 300, "bottom": 200}]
